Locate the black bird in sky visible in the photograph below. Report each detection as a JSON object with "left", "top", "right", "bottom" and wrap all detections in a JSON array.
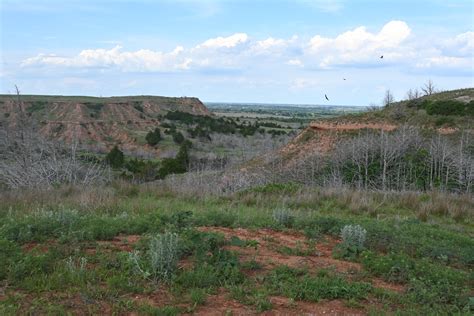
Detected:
[
  {"left": 380, "top": 55, "right": 384, "bottom": 59},
  {"left": 325, "top": 94, "right": 329, "bottom": 101},
  {"left": 343, "top": 78, "right": 346, "bottom": 80}
]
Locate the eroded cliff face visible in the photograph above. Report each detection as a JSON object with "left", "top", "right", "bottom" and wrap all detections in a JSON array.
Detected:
[
  {"left": 0, "top": 95, "right": 210, "bottom": 154},
  {"left": 279, "top": 122, "right": 398, "bottom": 162}
]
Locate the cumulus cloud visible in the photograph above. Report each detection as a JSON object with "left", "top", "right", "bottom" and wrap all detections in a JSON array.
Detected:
[
  {"left": 439, "top": 31, "right": 474, "bottom": 57},
  {"left": 248, "top": 35, "right": 298, "bottom": 56},
  {"left": 306, "top": 20, "right": 412, "bottom": 68},
  {"left": 21, "top": 45, "right": 188, "bottom": 72},
  {"left": 20, "top": 22, "right": 473, "bottom": 77},
  {"left": 196, "top": 33, "right": 248, "bottom": 49}
]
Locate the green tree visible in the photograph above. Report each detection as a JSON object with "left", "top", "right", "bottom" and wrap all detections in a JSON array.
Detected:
[
  {"left": 157, "top": 141, "right": 191, "bottom": 179},
  {"left": 105, "top": 145, "right": 124, "bottom": 169},
  {"left": 146, "top": 128, "right": 162, "bottom": 146},
  {"left": 172, "top": 131, "right": 185, "bottom": 144}
]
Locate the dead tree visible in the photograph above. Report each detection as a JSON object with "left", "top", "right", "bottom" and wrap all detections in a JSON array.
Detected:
[
  {"left": 383, "top": 89, "right": 395, "bottom": 107},
  {"left": 406, "top": 88, "right": 420, "bottom": 100},
  {"left": 421, "top": 79, "right": 436, "bottom": 96},
  {"left": 0, "top": 87, "right": 109, "bottom": 189}
]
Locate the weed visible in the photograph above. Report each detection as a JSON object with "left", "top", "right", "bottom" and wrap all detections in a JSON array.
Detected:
[
  {"left": 272, "top": 208, "right": 294, "bottom": 227},
  {"left": 341, "top": 224, "right": 367, "bottom": 248},
  {"left": 241, "top": 259, "right": 263, "bottom": 271},
  {"left": 333, "top": 224, "right": 367, "bottom": 259},
  {"left": 189, "top": 288, "right": 207, "bottom": 306},
  {"left": 265, "top": 265, "right": 372, "bottom": 302},
  {"left": 129, "top": 232, "right": 179, "bottom": 283}
]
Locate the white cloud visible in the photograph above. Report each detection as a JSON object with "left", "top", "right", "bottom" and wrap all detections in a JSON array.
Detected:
[
  {"left": 196, "top": 33, "right": 248, "bottom": 49},
  {"left": 307, "top": 20, "right": 412, "bottom": 68},
  {"left": 415, "top": 56, "right": 473, "bottom": 69},
  {"left": 248, "top": 35, "right": 298, "bottom": 56},
  {"left": 252, "top": 37, "right": 286, "bottom": 50},
  {"left": 21, "top": 45, "right": 188, "bottom": 72},
  {"left": 19, "top": 21, "right": 474, "bottom": 77},
  {"left": 440, "top": 31, "right": 474, "bottom": 57}
]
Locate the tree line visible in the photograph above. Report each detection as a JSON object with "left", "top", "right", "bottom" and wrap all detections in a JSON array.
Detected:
[{"left": 263, "top": 127, "right": 473, "bottom": 193}]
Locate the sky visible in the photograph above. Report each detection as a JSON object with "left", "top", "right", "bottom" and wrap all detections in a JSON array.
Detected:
[{"left": 1, "top": 0, "right": 473, "bottom": 105}]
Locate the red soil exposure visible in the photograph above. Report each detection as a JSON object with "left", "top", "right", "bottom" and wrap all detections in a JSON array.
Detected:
[
  {"left": 0, "top": 97, "right": 210, "bottom": 154},
  {"left": 197, "top": 227, "right": 404, "bottom": 294},
  {"left": 190, "top": 291, "right": 253, "bottom": 315},
  {"left": 264, "top": 296, "right": 366, "bottom": 316},
  {"left": 198, "top": 227, "right": 360, "bottom": 274},
  {"left": 129, "top": 288, "right": 179, "bottom": 310},
  {"left": 191, "top": 292, "right": 365, "bottom": 315},
  {"left": 22, "top": 240, "right": 57, "bottom": 253},
  {"left": 95, "top": 234, "right": 142, "bottom": 252},
  {"left": 14, "top": 228, "right": 404, "bottom": 314},
  {"left": 309, "top": 122, "right": 397, "bottom": 131},
  {"left": 281, "top": 122, "right": 398, "bottom": 161}
]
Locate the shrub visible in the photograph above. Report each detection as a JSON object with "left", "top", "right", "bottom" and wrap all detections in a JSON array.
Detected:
[
  {"left": 129, "top": 232, "right": 180, "bottom": 283},
  {"left": 172, "top": 131, "right": 185, "bottom": 144},
  {"left": 133, "top": 102, "right": 144, "bottom": 113},
  {"left": 157, "top": 141, "right": 190, "bottom": 179},
  {"left": 145, "top": 128, "right": 162, "bottom": 146},
  {"left": 341, "top": 224, "right": 367, "bottom": 249},
  {"left": 425, "top": 100, "right": 466, "bottom": 116},
  {"left": 250, "top": 182, "right": 301, "bottom": 194},
  {"left": 105, "top": 145, "right": 124, "bottom": 169},
  {"left": 334, "top": 224, "right": 367, "bottom": 259},
  {"left": 272, "top": 208, "right": 294, "bottom": 227}
]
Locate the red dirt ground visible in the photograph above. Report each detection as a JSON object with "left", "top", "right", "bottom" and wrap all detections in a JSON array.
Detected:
[
  {"left": 198, "top": 226, "right": 404, "bottom": 294},
  {"left": 14, "top": 227, "right": 403, "bottom": 315}
]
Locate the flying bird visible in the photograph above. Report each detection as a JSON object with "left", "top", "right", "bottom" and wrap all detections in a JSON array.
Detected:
[
  {"left": 325, "top": 94, "right": 329, "bottom": 101},
  {"left": 380, "top": 55, "right": 384, "bottom": 59},
  {"left": 343, "top": 78, "right": 346, "bottom": 80}
]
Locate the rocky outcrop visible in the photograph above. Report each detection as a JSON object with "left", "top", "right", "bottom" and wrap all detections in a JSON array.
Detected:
[{"left": 0, "top": 95, "right": 211, "bottom": 155}]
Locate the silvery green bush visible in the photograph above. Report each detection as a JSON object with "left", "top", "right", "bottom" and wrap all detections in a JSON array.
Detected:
[
  {"left": 340, "top": 224, "right": 367, "bottom": 249},
  {"left": 272, "top": 208, "right": 294, "bottom": 227},
  {"left": 129, "top": 232, "right": 179, "bottom": 283}
]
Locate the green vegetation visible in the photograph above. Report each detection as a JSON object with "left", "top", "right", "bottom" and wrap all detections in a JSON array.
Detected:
[
  {"left": 1, "top": 89, "right": 473, "bottom": 314},
  {"left": 171, "top": 131, "right": 185, "bottom": 144},
  {"left": 133, "top": 101, "right": 144, "bottom": 113},
  {"left": 157, "top": 141, "right": 191, "bottom": 179},
  {"left": 26, "top": 101, "right": 48, "bottom": 113},
  {"left": 165, "top": 110, "right": 286, "bottom": 137},
  {"left": 84, "top": 102, "right": 104, "bottom": 114},
  {"left": 105, "top": 145, "right": 125, "bottom": 169},
  {"left": 407, "top": 98, "right": 473, "bottom": 116},
  {"left": 145, "top": 128, "right": 162, "bottom": 146},
  {"left": 0, "top": 184, "right": 472, "bottom": 314}
]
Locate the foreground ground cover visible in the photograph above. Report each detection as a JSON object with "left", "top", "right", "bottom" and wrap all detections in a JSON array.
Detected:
[{"left": 0, "top": 183, "right": 472, "bottom": 315}]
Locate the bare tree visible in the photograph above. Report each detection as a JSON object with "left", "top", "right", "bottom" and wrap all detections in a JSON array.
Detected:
[
  {"left": 0, "top": 87, "right": 109, "bottom": 189},
  {"left": 383, "top": 89, "right": 395, "bottom": 107},
  {"left": 421, "top": 79, "right": 436, "bottom": 96},
  {"left": 406, "top": 88, "right": 420, "bottom": 100}
]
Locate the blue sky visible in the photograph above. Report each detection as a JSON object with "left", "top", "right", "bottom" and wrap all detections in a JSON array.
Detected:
[{"left": 1, "top": 0, "right": 473, "bottom": 105}]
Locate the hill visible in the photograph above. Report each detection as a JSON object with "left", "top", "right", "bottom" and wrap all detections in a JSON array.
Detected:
[
  {"left": 279, "top": 88, "right": 474, "bottom": 162},
  {"left": 0, "top": 95, "right": 210, "bottom": 154}
]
